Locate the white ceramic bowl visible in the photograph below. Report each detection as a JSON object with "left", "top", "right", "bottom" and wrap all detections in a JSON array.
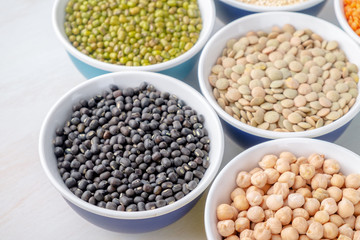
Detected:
[
  {"left": 220, "top": 0, "right": 324, "bottom": 12},
  {"left": 334, "top": 0, "right": 360, "bottom": 45},
  {"left": 52, "top": 0, "right": 216, "bottom": 79},
  {"left": 205, "top": 138, "right": 360, "bottom": 239},
  {"left": 39, "top": 71, "right": 224, "bottom": 233},
  {"left": 215, "top": 0, "right": 326, "bottom": 23},
  {"left": 198, "top": 11, "right": 360, "bottom": 148}
]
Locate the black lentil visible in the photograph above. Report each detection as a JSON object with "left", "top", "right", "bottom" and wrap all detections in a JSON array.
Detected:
[{"left": 53, "top": 82, "right": 210, "bottom": 211}]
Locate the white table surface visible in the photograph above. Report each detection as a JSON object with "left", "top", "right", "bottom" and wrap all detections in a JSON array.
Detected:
[{"left": 2, "top": 0, "right": 360, "bottom": 239}]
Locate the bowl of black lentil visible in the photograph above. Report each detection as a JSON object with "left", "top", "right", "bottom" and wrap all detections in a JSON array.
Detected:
[
  {"left": 52, "top": 0, "right": 215, "bottom": 80},
  {"left": 39, "top": 71, "right": 224, "bottom": 233}
]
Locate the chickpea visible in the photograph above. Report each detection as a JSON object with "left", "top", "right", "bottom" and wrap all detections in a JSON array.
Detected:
[
  {"left": 311, "top": 173, "right": 328, "bottom": 190},
  {"left": 231, "top": 187, "right": 245, "bottom": 201},
  {"left": 266, "top": 194, "right": 284, "bottom": 211},
  {"left": 233, "top": 195, "right": 249, "bottom": 211},
  {"left": 260, "top": 195, "right": 269, "bottom": 210},
  {"left": 313, "top": 210, "right": 329, "bottom": 224},
  {"left": 235, "top": 217, "right": 250, "bottom": 233},
  {"left": 290, "top": 163, "right": 299, "bottom": 175},
  {"left": 339, "top": 224, "right": 354, "bottom": 239},
  {"left": 330, "top": 214, "right": 345, "bottom": 227},
  {"left": 343, "top": 188, "right": 360, "bottom": 205},
  {"left": 306, "top": 221, "right": 323, "bottom": 240},
  {"left": 271, "top": 235, "right": 281, "bottom": 240},
  {"left": 236, "top": 171, "right": 252, "bottom": 188},
  {"left": 299, "top": 235, "right": 310, "bottom": 240},
  {"left": 280, "top": 151, "right": 297, "bottom": 163},
  {"left": 292, "top": 217, "right": 308, "bottom": 234},
  {"left": 240, "top": 229, "right": 254, "bottom": 239},
  {"left": 299, "top": 164, "right": 316, "bottom": 180},
  {"left": 338, "top": 198, "right": 355, "bottom": 218},
  {"left": 217, "top": 220, "right": 235, "bottom": 237},
  {"left": 278, "top": 171, "right": 296, "bottom": 188},
  {"left": 354, "top": 231, "right": 360, "bottom": 240},
  {"left": 308, "top": 153, "right": 325, "bottom": 169},
  {"left": 327, "top": 186, "right": 343, "bottom": 202},
  {"left": 247, "top": 206, "right": 265, "bottom": 223},
  {"left": 312, "top": 188, "right": 329, "bottom": 202},
  {"left": 266, "top": 217, "right": 282, "bottom": 234},
  {"left": 246, "top": 191, "right": 263, "bottom": 206},
  {"left": 246, "top": 186, "right": 264, "bottom": 196},
  {"left": 253, "top": 222, "right": 271, "bottom": 240},
  {"left": 249, "top": 167, "right": 263, "bottom": 175},
  {"left": 217, "top": 204, "right": 238, "bottom": 221},
  {"left": 273, "top": 182, "right": 290, "bottom": 199},
  {"left": 355, "top": 202, "right": 360, "bottom": 216},
  {"left": 275, "top": 158, "right": 291, "bottom": 173},
  {"left": 281, "top": 226, "right": 299, "bottom": 240},
  {"left": 293, "top": 208, "right": 310, "bottom": 220},
  {"left": 238, "top": 210, "right": 247, "bottom": 218},
  {"left": 344, "top": 215, "right": 356, "bottom": 229},
  {"left": 296, "top": 156, "right": 308, "bottom": 165},
  {"left": 304, "top": 198, "right": 320, "bottom": 216},
  {"left": 330, "top": 173, "right": 345, "bottom": 188},
  {"left": 264, "top": 168, "right": 280, "bottom": 185},
  {"left": 338, "top": 234, "right": 352, "bottom": 240},
  {"left": 261, "top": 184, "right": 272, "bottom": 195},
  {"left": 346, "top": 173, "right": 360, "bottom": 188},
  {"left": 259, "top": 154, "right": 278, "bottom": 169},
  {"left": 287, "top": 193, "right": 305, "bottom": 209},
  {"left": 296, "top": 187, "right": 312, "bottom": 198},
  {"left": 323, "top": 158, "right": 341, "bottom": 174},
  {"left": 293, "top": 176, "right": 306, "bottom": 190},
  {"left": 275, "top": 206, "right": 292, "bottom": 225},
  {"left": 323, "top": 222, "right": 339, "bottom": 239},
  {"left": 224, "top": 235, "right": 240, "bottom": 240},
  {"left": 320, "top": 197, "right": 338, "bottom": 215}
]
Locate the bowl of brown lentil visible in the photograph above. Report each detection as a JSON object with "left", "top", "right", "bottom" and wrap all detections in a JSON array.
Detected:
[
  {"left": 215, "top": 0, "right": 326, "bottom": 23},
  {"left": 52, "top": 0, "right": 215, "bottom": 79},
  {"left": 205, "top": 137, "right": 360, "bottom": 239},
  {"left": 198, "top": 11, "right": 360, "bottom": 148},
  {"left": 39, "top": 71, "right": 224, "bottom": 233}
]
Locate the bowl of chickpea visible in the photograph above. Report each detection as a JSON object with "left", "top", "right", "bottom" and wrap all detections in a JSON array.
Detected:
[{"left": 205, "top": 137, "right": 360, "bottom": 239}]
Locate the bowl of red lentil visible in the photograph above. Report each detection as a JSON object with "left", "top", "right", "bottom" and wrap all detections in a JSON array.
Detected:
[
  {"left": 198, "top": 11, "right": 360, "bottom": 148},
  {"left": 215, "top": 0, "right": 326, "bottom": 23},
  {"left": 205, "top": 138, "right": 360, "bottom": 239},
  {"left": 334, "top": 0, "right": 360, "bottom": 46}
]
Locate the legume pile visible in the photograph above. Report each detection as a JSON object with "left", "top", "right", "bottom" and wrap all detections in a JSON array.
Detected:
[
  {"left": 236, "top": 0, "right": 308, "bottom": 7},
  {"left": 209, "top": 24, "right": 359, "bottom": 132},
  {"left": 216, "top": 151, "right": 360, "bottom": 240},
  {"left": 53, "top": 82, "right": 210, "bottom": 211},
  {"left": 344, "top": 0, "right": 360, "bottom": 36},
  {"left": 64, "top": 0, "right": 202, "bottom": 66}
]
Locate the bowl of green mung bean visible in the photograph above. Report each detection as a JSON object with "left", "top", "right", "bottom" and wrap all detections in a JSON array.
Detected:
[{"left": 52, "top": 0, "right": 215, "bottom": 79}]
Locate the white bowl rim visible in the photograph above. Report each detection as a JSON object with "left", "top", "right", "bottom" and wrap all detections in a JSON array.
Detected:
[
  {"left": 39, "top": 71, "right": 224, "bottom": 220},
  {"left": 219, "top": 0, "right": 325, "bottom": 12},
  {"left": 334, "top": 0, "right": 360, "bottom": 45},
  {"left": 204, "top": 137, "right": 360, "bottom": 239},
  {"left": 198, "top": 11, "right": 360, "bottom": 140},
  {"left": 51, "top": 0, "right": 216, "bottom": 72}
]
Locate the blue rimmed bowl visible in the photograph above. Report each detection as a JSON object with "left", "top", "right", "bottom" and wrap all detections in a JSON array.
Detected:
[
  {"left": 198, "top": 12, "right": 360, "bottom": 148},
  {"left": 39, "top": 71, "right": 224, "bottom": 233},
  {"left": 52, "top": 0, "right": 216, "bottom": 80}
]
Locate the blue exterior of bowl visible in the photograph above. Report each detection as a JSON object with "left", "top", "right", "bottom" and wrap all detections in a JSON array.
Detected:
[
  {"left": 215, "top": 0, "right": 327, "bottom": 23},
  {"left": 221, "top": 119, "right": 352, "bottom": 149},
  {"left": 64, "top": 194, "right": 202, "bottom": 233},
  {"left": 68, "top": 53, "right": 199, "bottom": 80}
]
